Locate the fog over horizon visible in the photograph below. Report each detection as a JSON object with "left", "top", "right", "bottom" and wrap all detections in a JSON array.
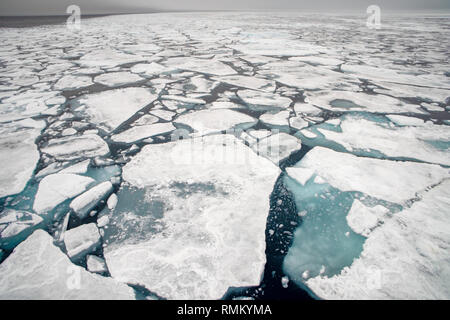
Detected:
[{"left": 1, "top": 0, "right": 450, "bottom": 16}]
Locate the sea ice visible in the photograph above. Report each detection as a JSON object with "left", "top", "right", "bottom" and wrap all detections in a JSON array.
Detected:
[
  {"left": 0, "top": 230, "right": 134, "bottom": 299},
  {"left": 346, "top": 200, "right": 389, "bottom": 237},
  {"left": 70, "top": 182, "right": 113, "bottom": 220},
  {"left": 41, "top": 134, "right": 110, "bottom": 161},
  {"left": 282, "top": 147, "right": 448, "bottom": 291},
  {"left": 111, "top": 122, "right": 176, "bottom": 143},
  {"left": 286, "top": 147, "right": 448, "bottom": 204},
  {"left": 93, "top": 72, "right": 144, "bottom": 87},
  {"left": 79, "top": 48, "right": 144, "bottom": 69},
  {"left": 59, "top": 160, "right": 91, "bottom": 175},
  {"left": 165, "top": 57, "right": 237, "bottom": 76},
  {"left": 149, "top": 109, "right": 176, "bottom": 121},
  {"left": 64, "top": 223, "right": 101, "bottom": 260},
  {"left": 299, "top": 114, "right": 450, "bottom": 166},
  {"left": 0, "top": 209, "right": 43, "bottom": 250},
  {"left": 214, "top": 75, "right": 275, "bottom": 92},
  {"left": 386, "top": 115, "right": 425, "bottom": 126},
  {"left": 253, "top": 133, "right": 302, "bottom": 164},
  {"left": 305, "top": 91, "right": 425, "bottom": 114},
  {"left": 54, "top": 75, "right": 93, "bottom": 91},
  {"left": 174, "top": 109, "right": 257, "bottom": 135},
  {"left": 237, "top": 90, "right": 291, "bottom": 110},
  {"left": 0, "top": 119, "right": 45, "bottom": 198},
  {"left": 104, "top": 134, "right": 280, "bottom": 299},
  {"left": 33, "top": 174, "right": 95, "bottom": 215},
  {"left": 75, "top": 88, "right": 157, "bottom": 132},
  {"left": 130, "top": 62, "right": 170, "bottom": 76},
  {"left": 260, "top": 110, "right": 290, "bottom": 127},
  {"left": 306, "top": 180, "right": 450, "bottom": 299},
  {"left": 87, "top": 255, "right": 108, "bottom": 274}
]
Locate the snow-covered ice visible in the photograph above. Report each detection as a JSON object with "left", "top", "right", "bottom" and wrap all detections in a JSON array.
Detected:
[
  {"left": 64, "top": 223, "right": 101, "bottom": 260},
  {"left": 87, "top": 255, "right": 108, "bottom": 274},
  {"left": 103, "top": 134, "right": 280, "bottom": 299},
  {"left": 111, "top": 123, "right": 176, "bottom": 143},
  {"left": 306, "top": 180, "right": 450, "bottom": 299},
  {"left": 253, "top": 133, "right": 302, "bottom": 164},
  {"left": 33, "top": 174, "right": 94, "bottom": 215},
  {"left": 93, "top": 72, "right": 144, "bottom": 87},
  {"left": 76, "top": 88, "right": 157, "bottom": 132},
  {"left": 283, "top": 147, "right": 449, "bottom": 290},
  {"left": 54, "top": 75, "right": 93, "bottom": 91},
  {"left": 174, "top": 109, "right": 257, "bottom": 135},
  {"left": 298, "top": 114, "right": 450, "bottom": 166},
  {"left": 70, "top": 182, "right": 113, "bottom": 219},
  {"left": 41, "top": 134, "right": 110, "bottom": 161},
  {"left": 237, "top": 90, "right": 291, "bottom": 110},
  {"left": 0, "top": 209, "right": 43, "bottom": 250},
  {"left": 0, "top": 119, "right": 45, "bottom": 198},
  {"left": 0, "top": 230, "right": 134, "bottom": 299},
  {"left": 286, "top": 147, "right": 448, "bottom": 204}
]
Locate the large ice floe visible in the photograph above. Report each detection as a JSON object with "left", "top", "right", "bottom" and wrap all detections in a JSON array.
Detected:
[
  {"left": 33, "top": 174, "right": 94, "bottom": 215},
  {"left": 306, "top": 179, "right": 450, "bottom": 299},
  {"left": 283, "top": 147, "right": 449, "bottom": 298},
  {"left": 103, "top": 135, "right": 280, "bottom": 299}
]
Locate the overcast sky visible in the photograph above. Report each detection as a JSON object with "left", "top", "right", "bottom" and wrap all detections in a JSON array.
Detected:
[{"left": 1, "top": 0, "right": 449, "bottom": 16}]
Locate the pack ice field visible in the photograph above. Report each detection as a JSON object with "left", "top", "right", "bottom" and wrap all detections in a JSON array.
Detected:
[{"left": 0, "top": 12, "right": 449, "bottom": 300}]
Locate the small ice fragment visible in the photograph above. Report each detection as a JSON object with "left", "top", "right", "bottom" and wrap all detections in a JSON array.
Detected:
[
  {"left": 281, "top": 276, "right": 289, "bottom": 289},
  {"left": 86, "top": 255, "right": 108, "bottom": 274},
  {"left": 97, "top": 215, "right": 109, "bottom": 228},
  {"left": 107, "top": 194, "right": 118, "bottom": 210}
]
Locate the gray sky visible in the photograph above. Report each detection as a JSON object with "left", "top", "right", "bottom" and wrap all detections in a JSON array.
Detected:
[{"left": 1, "top": 0, "right": 449, "bottom": 16}]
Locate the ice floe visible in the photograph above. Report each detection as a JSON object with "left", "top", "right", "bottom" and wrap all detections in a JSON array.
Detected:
[
  {"left": 93, "top": 72, "right": 144, "bottom": 87},
  {"left": 33, "top": 174, "right": 94, "bottom": 215},
  {"left": 41, "top": 134, "right": 110, "bottom": 161},
  {"left": 87, "top": 255, "right": 108, "bottom": 274},
  {"left": 75, "top": 88, "right": 157, "bottom": 132},
  {"left": 305, "top": 91, "right": 425, "bottom": 114},
  {"left": 111, "top": 122, "right": 176, "bottom": 143},
  {"left": 386, "top": 115, "right": 425, "bottom": 126},
  {"left": 0, "top": 209, "right": 43, "bottom": 250},
  {"left": 70, "top": 181, "right": 113, "bottom": 220},
  {"left": 0, "top": 119, "right": 45, "bottom": 198},
  {"left": 237, "top": 90, "right": 291, "bottom": 110},
  {"left": 341, "top": 64, "right": 450, "bottom": 90},
  {"left": 104, "top": 134, "right": 280, "bottom": 299},
  {"left": 0, "top": 230, "right": 134, "bottom": 299},
  {"left": 54, "top": 75, "right": 93, "bottom": 91},
  {"left": 260, "top": 110, "right": 291, "bottom": 128},
  {"left": 165, "top": 57, "right": 237, "bottom": 76},
  {"left": 283, "top": 147, "right": 448, "bottom": 293},
  {"left": 346, "top": 200, "right": 389, "bottom": 237},
  {"left": 286, "top": 147, "right": 448, "bottom": 204},
  {"left": 253, "top": 133, "right": 302, "bottom": 164},
  {"left": 306, "top": 180, "right": 450, "bottom": 299},
  {"left": 79, "top": 48, "right": 144, "bottom": 69},
  {"left": 64, "top": 223, "right": 101, "bottom": 260},
  {"left": 214, "top": 75, "right": 275, "bottom": 92},
  {"left": 174, "top": 109, "right": 257, "bottom": 135},
  {"left": 298, "top": 114, "right": 450, "bottom": 166}
]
